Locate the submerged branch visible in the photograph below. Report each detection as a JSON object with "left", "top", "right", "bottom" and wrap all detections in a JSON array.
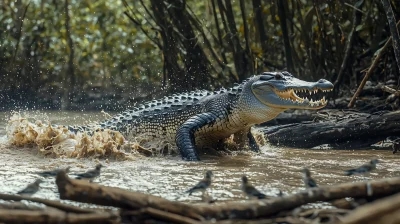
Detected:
[{"left": 55, "top": 171, "right": 202, "bottom": 220}]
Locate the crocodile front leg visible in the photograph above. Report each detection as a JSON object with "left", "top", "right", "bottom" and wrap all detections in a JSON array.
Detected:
[
  {"left": 175, "top": 112, "right": 218, "bottom": 161},
  {"left": 247, "top": 130, "right": 260, "bottom": 152}
]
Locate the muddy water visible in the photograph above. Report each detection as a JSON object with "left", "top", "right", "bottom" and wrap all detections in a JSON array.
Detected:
[{"left": 0, "top": 111, "right": 399, "bottom": 204}]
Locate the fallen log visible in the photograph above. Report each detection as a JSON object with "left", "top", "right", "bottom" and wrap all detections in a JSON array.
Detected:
[
  {"left": 260, "top": 111, "right": 400, "bottom": 149},
  {"left": 0, "top": 209, "right": 119, "bottom": 224},
  {"left": 339, "top": 192, "right": 400, "bottom": 224},
  {"left": 55, "top": 170, "right": 203, "bottom": 220},
  {"left": 194, "top": 176, "right": 400, "bottom": 220}
]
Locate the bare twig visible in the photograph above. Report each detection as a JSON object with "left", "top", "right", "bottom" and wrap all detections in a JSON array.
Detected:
[
  {"left": 185, "top": 9, "right": 226, "bottom": 71},
  {"left": 348, "top": 20, "right": 400, "bottom": 108},
  {"left": 122, "top": 0, "right": 162, "bottom": 49},
  {"left": 344, "top": 3, "right": 366, "bottom": 14},
  {"left": 382, "top": 85, "right": 400, "bottom": 95}
]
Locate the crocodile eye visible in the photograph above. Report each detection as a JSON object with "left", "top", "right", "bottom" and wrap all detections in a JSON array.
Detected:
[{"left": 275, "top": 74, "right": 283, "bottom": 80}]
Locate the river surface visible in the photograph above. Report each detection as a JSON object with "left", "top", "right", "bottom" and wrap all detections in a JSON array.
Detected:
[{"left": 0, "top": 111, "right": 398, "bottom": 205}]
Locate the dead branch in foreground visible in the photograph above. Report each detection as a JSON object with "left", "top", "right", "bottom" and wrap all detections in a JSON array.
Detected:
[
  {"left": 0, "top": 193, "right": 96, "bottom": 214},
  {"left": 339, "top": 192, "right": 400, "bottom": 224},
  {"left": 55, "top": 170, "right": 202, "bottom": 221},
  {"left": 121, "top": 207, "right": 202, "bottom": 224},
  {"left": 55, "top": 170, "right": 400, "bottom": 221},
  {"left": 0, "top": 208, "right": 119, "bottom": 224},
  {"left": 194, "top": 176, "right": 400, "bottom": 220},
  {"left": 0, "top": 170, "right": 399, "bottom": 223}
]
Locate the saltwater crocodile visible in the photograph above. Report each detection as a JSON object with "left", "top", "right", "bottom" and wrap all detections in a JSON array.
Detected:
[{"left": 69, "top": 71, "right": 333, "bottom": 161}]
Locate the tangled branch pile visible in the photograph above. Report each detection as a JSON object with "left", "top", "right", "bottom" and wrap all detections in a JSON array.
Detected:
[{"left": 0, "top": 171, "right": 399, "bottom": 223}]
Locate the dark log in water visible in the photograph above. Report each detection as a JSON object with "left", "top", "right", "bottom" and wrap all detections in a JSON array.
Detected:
[
  {"left": 55, "top": 171, "right": 202, "bottom": 221},
  {"left": 261, "top": 111, "right": 400, "bottom": 149}
]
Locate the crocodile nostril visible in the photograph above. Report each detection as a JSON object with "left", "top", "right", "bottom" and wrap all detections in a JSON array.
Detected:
[{"left": 318, "top": 79, "right": 327, "bottom": 83}]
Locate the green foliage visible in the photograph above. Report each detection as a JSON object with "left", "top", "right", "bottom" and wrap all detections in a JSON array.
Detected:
[{"left": 0, "top": 0, "right": 162, "bottom": 93}]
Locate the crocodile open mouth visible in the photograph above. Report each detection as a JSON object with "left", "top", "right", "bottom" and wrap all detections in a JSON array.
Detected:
[{"left": 273, "top": 87, "right": 333, "bottom": 107}]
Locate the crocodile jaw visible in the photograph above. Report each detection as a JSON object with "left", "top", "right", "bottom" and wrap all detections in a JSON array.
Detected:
[
  {"left": 251, "top": 73, "right": 334, "bottom": 110},
  {"left": 273, "top": 87, "right": 332, "bottom": 109}
]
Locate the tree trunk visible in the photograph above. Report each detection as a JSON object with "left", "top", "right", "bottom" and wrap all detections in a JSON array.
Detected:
[
  {"left": 62, "top": 0, "right": 75, "bottom": 110},
  {"left": 223, "top": 0, "right": 254, "bottom": 79},
  {"left": 261, "top": 111, "right": 400, "bottom": 149},
  {"left": 276, "top": 0, "right": 294, "bottom": 72},
  {"left": 252, "top": 0, "right": 268, "bottom": 57}
]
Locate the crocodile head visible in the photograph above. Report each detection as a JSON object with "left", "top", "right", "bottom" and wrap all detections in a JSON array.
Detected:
[{"left": 251, "top": 71, "right": 334, "bottom": 110}]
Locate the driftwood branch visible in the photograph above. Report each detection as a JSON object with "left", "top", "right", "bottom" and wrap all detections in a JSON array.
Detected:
[
  {"left": 56, "top": 170, "right": 400, "bottom": 221},
  {"left": 0, "top": 193, "right": 95, "bottom": 214},
  {"left": 122, "top": 207, "right": 202, "bottom": 224},
  {"left": 348, "top": 20, "right": 400, "bottom": 108},
  {"left": 194, "top": 176, "right": 400, "bottom": 220},
  {"left": 0, "top": 202, "right": 44, "bottom": 211},
  {"left": 339, "top": 192, "right": 400, "bottom": 224},
  {"left": 382, "top": 85, "right": 400, "bottom": 95},
  {"left": 0, "top": 209, "right": 119, "bottom": 224},
  {"left": 55, "top": 171, "right": 202, "bottom": 220}
]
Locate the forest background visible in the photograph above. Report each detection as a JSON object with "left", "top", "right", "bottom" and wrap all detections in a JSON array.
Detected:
[{"left": 0, "top": 0, "right": 399, "bottom": 111}]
